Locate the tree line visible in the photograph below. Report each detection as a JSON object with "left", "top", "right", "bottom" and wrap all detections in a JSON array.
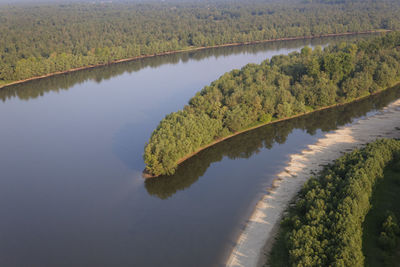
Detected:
[
  {"left": 144, "top": 32, "right": 400, "bottom": 176},
  {"left": 268, "top": 138, "right": 400, "bottom": 266},
  {"left": 5, "top": 35, "right": 356, "bottom": 103},
  {"left": 1, "top": 0, "right": 400, "bottom": 84},
  {"left": 144, "top": 85, "right": 400, "bottom": 199}
]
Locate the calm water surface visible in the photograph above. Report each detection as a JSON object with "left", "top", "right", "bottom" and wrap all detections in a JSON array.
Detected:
[{"left": 1, "top": 34, "right": 397, "bottom": 267}]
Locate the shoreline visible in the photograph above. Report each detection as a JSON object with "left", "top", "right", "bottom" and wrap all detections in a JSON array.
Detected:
[
  {"left": 143, "top": 83, "right": 396, "bottom": 178},
  {"left": 226, "top": 98, "right": 400, "bottom": 267},
  {"left": 0, "top": 30, "right": 388, "bottom": 91}
]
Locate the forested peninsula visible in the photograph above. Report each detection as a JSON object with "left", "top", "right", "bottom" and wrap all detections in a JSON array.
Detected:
[
  {"left": 144, "top": 32, "right": 400, "bottom": 176},
  {"left": 1, "top": 0, "right": 400, "bottom": 86},
  {"left": 268, "top": 138, "right": 400, "bottom": 266}
]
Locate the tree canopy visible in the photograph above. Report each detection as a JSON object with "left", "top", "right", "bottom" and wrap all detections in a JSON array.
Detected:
[{"left": 144, "top": 32, "right": 400, "bottom": 176}]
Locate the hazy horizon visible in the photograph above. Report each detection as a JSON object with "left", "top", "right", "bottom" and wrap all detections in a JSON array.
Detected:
[{"left": 0, "top": 0, "right": 292, "bottom": 5}]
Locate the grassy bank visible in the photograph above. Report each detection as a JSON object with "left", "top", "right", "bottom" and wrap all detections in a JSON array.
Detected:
[{"left": 363, "top": 158, "right": 400, "bottom": 266}]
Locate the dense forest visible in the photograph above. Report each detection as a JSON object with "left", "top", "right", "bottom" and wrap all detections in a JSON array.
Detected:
[
  {"left": 268, "top": 138, "right": 400, "bottom": 266},
  {"left": 145, "top": 85, "right": 400, "bottom": 199},
  {"left": 1, "top": 0, "right": 400, "bottom": 84},
  {"left": 144, "top": 32, "right": 400, "bottom": 176}
]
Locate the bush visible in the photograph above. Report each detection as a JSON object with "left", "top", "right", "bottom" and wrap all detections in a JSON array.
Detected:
[{"left": 378, "top": 214, "right": 400, "bottom": 250}]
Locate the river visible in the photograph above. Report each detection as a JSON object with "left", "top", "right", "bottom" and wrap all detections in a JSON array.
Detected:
[{"left": 0, "top": 33, "right": 396, "bottom": 267}]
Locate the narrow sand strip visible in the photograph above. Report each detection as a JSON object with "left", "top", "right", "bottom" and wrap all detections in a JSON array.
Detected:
[{"left": 226, "top": 99, "right": 400, "bottom": 267}]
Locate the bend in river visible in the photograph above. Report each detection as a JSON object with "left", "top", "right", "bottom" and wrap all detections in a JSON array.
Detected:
[
  {"left": 0, "top": 33, "right": 396, "bottom": 267},
  {"left": 227, "top": 91, "right": 400, "bottom": 267}
]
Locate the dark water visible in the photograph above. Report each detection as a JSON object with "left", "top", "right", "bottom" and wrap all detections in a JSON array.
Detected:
[{"left": 0, "top": 34, "right": 397, "bottom": 267}]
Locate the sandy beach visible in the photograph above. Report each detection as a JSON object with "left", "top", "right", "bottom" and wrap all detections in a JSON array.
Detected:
[{"left": 226, "top": 98, "right": 400, "bottom": 267}]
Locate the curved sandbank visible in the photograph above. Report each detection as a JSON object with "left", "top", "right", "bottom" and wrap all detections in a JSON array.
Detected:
[
  {"left": 0, "top": 30, "right": 388, "bottom": 91},
  {"left": 226, "top": 98, "right": 400, "bottom": 267}
]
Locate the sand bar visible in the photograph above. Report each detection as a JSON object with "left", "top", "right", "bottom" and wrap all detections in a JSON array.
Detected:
[{"left": 226, "top": 98, "right": 400, "bottom": 267}]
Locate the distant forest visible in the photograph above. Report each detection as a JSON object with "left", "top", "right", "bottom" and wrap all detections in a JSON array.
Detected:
[
  {"left": 144, "top": 32, "right": 400, "bottom": 176},
  {"left": 1, "top": 0, "right": 400, "bottom": 83}
]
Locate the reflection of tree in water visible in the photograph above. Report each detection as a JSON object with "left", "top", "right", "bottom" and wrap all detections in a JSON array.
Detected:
[
  {"left": 145, "top": 85, "right": 400, "bottom": 199},
  {"left": 0, "top": 33, "right": 377, "bottom": 102}
]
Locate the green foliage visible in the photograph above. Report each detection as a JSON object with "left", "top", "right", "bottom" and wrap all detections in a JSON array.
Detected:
[
  {"left": 378, "top": 214, "right": 400, "bottom": 250},
  {"left": 145, "top": 86, "right": 400, "bottom": 200},
  {"left": 145, "top": 33, "right": 400, "bottom": 176},
  {"left": 362, "top": 158, "right": 400, "bottom": 266},
  {"left": 144, "top": 111, "right": 224, "bottom": 176},
  {"left": 1, "top": 1, "right": 400, "bottom": 83},
  {"left": 268, "top": 139, "right": 400, "bottom": 267},
  {"left": 259, "top": 113, "right": 272, "bottom": 123}
]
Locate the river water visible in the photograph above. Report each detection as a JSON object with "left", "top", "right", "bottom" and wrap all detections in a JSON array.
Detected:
[{"left": 0, "top": 34, "right": 397, "bottom": 267}]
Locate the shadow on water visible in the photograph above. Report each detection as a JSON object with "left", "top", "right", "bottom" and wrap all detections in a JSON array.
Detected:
[
  {"left": 145, "top": 85, "right": 400, "bottom": 199},
  {"left": 0, "top": 34, "right": 379, "bottom": 102}
]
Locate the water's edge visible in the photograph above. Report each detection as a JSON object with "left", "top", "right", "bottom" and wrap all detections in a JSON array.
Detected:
[
  {"left": 226, "top": 98, "right": 400, "bottom": 267},
  {"left": 144, "top": 83, "right": 398, "bottom": 178},
  {"left": 0, "top": 30, "right": 387, "bottom": 91}
]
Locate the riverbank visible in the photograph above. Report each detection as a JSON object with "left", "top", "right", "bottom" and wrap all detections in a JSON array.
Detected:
[
  {"left": 0, "top": 30, "right": 388, "bottom": 91},
  {"left": 226, "top": 98, "right": 400, "bottom": 267}
]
